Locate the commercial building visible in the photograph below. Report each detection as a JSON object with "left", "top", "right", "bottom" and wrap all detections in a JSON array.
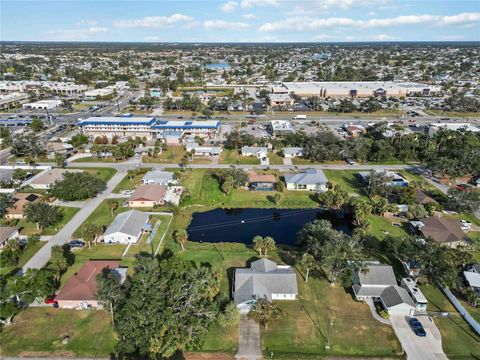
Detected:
[
  {"left": 276, "top": 81, "right": 441, "bottom": 98},
  {"left": 22, "top": 99, "right": 62, "bottom": 110},
  {"left": 78, "top": 117, "right": 220, "bottom": 141},
  {"left": 268, "top": 93, "right": 294, "bottom": 107},
  {"left": 0, "top": 81, "right": 87, "bottom": 95},
  {"left": 0, "top": 93, "right": 29, "bottom": 110},
  {"left": 83, "top": 88, "right": 115, "bottom": 100},
  {"left": 270, "top": 120, "right": 295, "bottom": 136},
  {"left": 428, "top": 123, "right": 480, "bottom": 137}
]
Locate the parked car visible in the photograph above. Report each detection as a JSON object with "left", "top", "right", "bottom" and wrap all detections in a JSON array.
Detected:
[
  {"left": 68, "top": 239, "right": 85, "bottom": 249},
  {"left": 15, "top": 160, "right": 26, "bottom": 165},
  {"left": 44, "top": 295, "right": 58, "bottom": 306},
  {"left": 123, "top": 189, "right": 134, "bottom": 196},
  {"left": 408, "top": 317, "right": 427, "bottom": 337}
]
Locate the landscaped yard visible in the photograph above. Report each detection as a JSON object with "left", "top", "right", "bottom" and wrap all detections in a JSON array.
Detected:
[
  {"left": 142, "top": 146, "right": 186, "bottom": 164},
  {"left": 0, "top": 308, "right": 116, "bottom": 357},
  {"left": 219, "top": 149, "right": 259, "bottom": 165},
  {"left": 323, "top": 169, "right": 366, "bottom": 196},
  {"left": 16, "top": 206, "right": 79, "bottom": 236}
]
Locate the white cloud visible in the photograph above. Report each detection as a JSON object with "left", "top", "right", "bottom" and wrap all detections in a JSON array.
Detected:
[
  {"left": 373, "top": 33, "right": 398, "bottom": 41},
  {"left": 259, "top": 12, "right": 480, "bottom": 31},
  {"left": 242, "top": 13, "right": 256, "bottom": 19},
  {"left": 240, "top": 0, "right": 279, "bottom": 8},
  {"left": 145, "top": 36, "right": 161, "bottom": 41},
  {"left": 312, "top": 34, "right": 333, "bottom": 40},
  {"left": 221, "top": 1, "right": 238, "bottom": 12},
  {"left": 114, "top": 14, "right": 195, "bottom": 29},
  {"left": 47, "top": 27, "right": 108, "bottom": 41},
  {"left": 76, "top": 20, "right": 98, "bottom": 26},
  {"left": 204, "top": 20, "right": 250, "bottom": 31}
]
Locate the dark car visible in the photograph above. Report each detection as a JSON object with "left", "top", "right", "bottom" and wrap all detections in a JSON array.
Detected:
[
  {"left": 409, "top": 317, "right": 427, "bottom": 337},
  {"left": 68, "top": 240, "right": 85, "bottom": 249}
]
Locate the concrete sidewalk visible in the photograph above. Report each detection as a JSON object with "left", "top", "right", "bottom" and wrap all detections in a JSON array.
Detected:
[{"left": 235, "top": 315, "right": 262, "bottom": 360}]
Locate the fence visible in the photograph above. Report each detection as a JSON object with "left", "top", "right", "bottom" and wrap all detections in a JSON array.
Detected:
[{"left": 441, "top": 286, "right": 480, "bottom": 335}]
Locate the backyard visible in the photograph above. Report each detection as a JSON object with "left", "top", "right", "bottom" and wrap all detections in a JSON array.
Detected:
[
  {"left": 219, "top": 149, "right": 259, "bottom": 165},
  {"left": 142, "top": 146, "right": 186, "bottom": 164}
]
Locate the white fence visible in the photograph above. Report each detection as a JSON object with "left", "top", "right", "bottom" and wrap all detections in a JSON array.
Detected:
[{"left": 442, "top": 286, "right": 480, "bottom": 335}]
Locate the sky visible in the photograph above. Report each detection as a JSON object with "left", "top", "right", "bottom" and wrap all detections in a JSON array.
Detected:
[{"left": 1, "top": 0, "right": 479, "bottom": 42}]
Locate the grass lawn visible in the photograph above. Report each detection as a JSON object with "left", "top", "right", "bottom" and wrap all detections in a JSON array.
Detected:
[
  {"left": 180, "top": 169, "right": 318, "bottom": 209},
  {"left": 268, "top": 152, "right": 284, "bottom": 165},
  {"left": 429, "top": 110, "right": 480, "bottom": 118},
  {"left": 0, "top": 241, "right": 46, "bottom": 276},
  {"left": 142, "top": 146, "right": 186, "bottom": 164},
  {"left": 72, "top": 157, "right": 119, "bottom": 163},
  {"left": 17, "top": 206, "right": 79, "bottom": 236},
  {"left": 292, "top": 157, "right": 324, "bottom": 165},
  {"left": 0, "top": 308, "right": 116, "bottom": 357},
  {"left": 113, "top": 168, "right": 152, "bottom": 193},
  {"left": 323, "top": 170, "right": 366, "bottom": 196},
  {"left": 419, "top": 285, "right": 480, "bottom": 359},
  {"left": 219, "top": 149, "right": 259, "bottom": 165},
  {"left": 70, "top": 167, "right": 117, "bottom": 182}
]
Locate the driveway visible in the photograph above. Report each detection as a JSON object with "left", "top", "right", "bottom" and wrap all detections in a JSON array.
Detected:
[
  {"left": 20, "top": 170, "right": 126, "bottom": 272},
  {"left": 235, "top": 315, "right": 262, "bottom": 360},
  {"left": 390, "top": 315, "right": 448, "bottom": 360}
]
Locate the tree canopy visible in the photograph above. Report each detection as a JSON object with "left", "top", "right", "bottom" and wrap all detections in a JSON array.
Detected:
[{"left": 50, "top": 172, "right": 106, "bottom": 201}]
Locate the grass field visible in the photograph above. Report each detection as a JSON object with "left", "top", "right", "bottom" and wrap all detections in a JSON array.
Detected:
[
  {"left": 112, "top": 168, "right": 152, "bottom": 193},
  {"left": 70, "top": 167, "right": 117, "bottom": 182},
  {"left": 268, "top": 152, "right": 284, "bottom": 165},
  {"left": 429, "top": 110, "right": 480, "bottom": 118},
  {"left": 17, "top": 206, "right": 79, "bottom": 236},
  {"left": 72, "top": 157, "right": 119, "bottom": 163},
  {"left": 323, "top": 169, "right": 366, "bottom": 196},
  {"left": 0, "top": 308, "right": 116, "bottom": 357},
  {"left": 142, "top": 146, "right": 186, "bottom": 164},
  {"left": 419, "top": 285, "right": 480, "bottom": 359},
  {"left": 0, "top": 241, "right": 46, "bottom": 276},
  {"left": 219, "top": 149, "right": 260, "bottom": 165}
]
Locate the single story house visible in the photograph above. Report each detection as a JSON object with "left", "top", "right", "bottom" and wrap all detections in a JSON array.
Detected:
[
  {"left": 28, "top": 168, "right": 83, "bottom": 190},
  {"left": 142, "top": 170, "right": 176, "bottom": 186},
  {"left": 128, "top": 184, "right": 167, "bottom": 208},
  {"left": 241, "top": 146, "right": 268, "bottom": 158},
  {"left": 353, "top": 263, "right": 416, "bottom": 315},
  {"left": 247, "top": 172, "right": 276, "bottom": 191},
  {"left": 186, "top": 142, "right": 222, "bottom": 156},
  {"left": 47, "top": 142, "right": 74, "bottom": 159},
  {"left": 5, "top": 193, "right": 39, "bottom": 219},
  {"left": 283, "top": 147, "right": 304, "bottom": 158},
  {"left": 284, "top": 169, "right": 328, "bottom": 192},
  {"left": 418, "top": 216, "right": 469, "bottom": 248},
  {"left": 415, "top": 189, "right": 437, "bottom": 205},
  {"left": 464, "top": 264, "right": 480, "bottom": 292},
  {"left": 233, "top": 259, "right": 298, "bottom": 313},
  {"left": 55, "top": 260, "right": 123, "bottom": 308},
  {"left": 358, "top": 170, "right": 409, "bottom": 187},
  {"left": 103, "top": 210, "right": 150, "bottom": 244},
  {"left": 0, "top": 226, "right": 19, "bottom": 249}
]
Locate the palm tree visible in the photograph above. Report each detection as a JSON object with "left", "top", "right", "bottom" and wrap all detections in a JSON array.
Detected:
[
  {"left": 174, "top": 229, "right": 188, "bottom": 250},
  {"left": 107, "top": 200, "right": 118, "bottom": 217},
  {"left": 298, "top": 253, "right": 317, "bottom": 283}
]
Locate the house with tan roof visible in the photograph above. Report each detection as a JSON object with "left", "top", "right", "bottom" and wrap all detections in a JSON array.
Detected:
[
  {"left": 56, "top": 260, "right": 123, "bottom": 309},
  {"left": 5, "top": 193, "right": 39, "bottom": 219},
  {"left": 128, "top": 184, "right": 167, "bottom": 208},
  {"left": 418, "top": 216, "right": 469, "bottom": 248},
  {"left": 0, "top": 226, "right": 19, "bottom": 248},
  {"left": 247, "top": 172, "right": 276, "bottom": 191},
  {"left": 28, "top": 168, "right": 83, "bottom": 190}
]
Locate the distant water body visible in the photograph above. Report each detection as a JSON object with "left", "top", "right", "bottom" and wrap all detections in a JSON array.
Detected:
[{"left": 205, "top": 63, "right": 231, "bottom": 70}]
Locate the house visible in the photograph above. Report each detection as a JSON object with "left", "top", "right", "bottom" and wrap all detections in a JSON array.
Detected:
[
  {"left": 241, "top": 146, "right": 268, "bottom": 158},
  {"left": 0, "top": 169, "right": 15, "bottom": 184},
  {"left": 55, "top": 260, "right": 123, "bottom": 309},
  {"left": 463, "top": 264, "right": 480, "bottom": 292},
  {"left": 233, "top": 259, "right": 298, "bottom": 313},
  {"left": 270, "top": 120, "right": 295, "bottom": 136},
  {"left": 282, "top": 147, "right": 304, "bottom": 158},
  {"left": 28, "top": 168, "right": 83, "bottom": 190},
  {"left": 418, "top": 216, "right": 469, "bottom": 248},
  {"left": 142, "top": 170, "right": 176, "bottom": 186},
  {"left": 352, "top": 263, "right": 416, "bottom": 316},
  {"left": 128, "top": 184, "right": 167, "bottom": 208},
  {"left": 5, "top": 193, "right": 39, "bottom": 219},
  {"left": 185, "top": 142, "right": 222, "bottom": 156},
  {"left": 358, "top": 170, "right": 409, "bottom": 187},
  {"left": 415, "top": 189, "right": 437, "bottom": 205},
  {"left": 103, "top": 210, "right": 150, "bottom": 244},
  {"left": 247, "top": 172, "right": 276, "bottom": 191},
  {"left": 284, "top": 169, "right": 328, "bottom": 192},
  {"left": 0, "top": 226, "right": 19, "bottom": 249},
  {"left": 47, "top": 142, "right": 74, "bottom": 159}
]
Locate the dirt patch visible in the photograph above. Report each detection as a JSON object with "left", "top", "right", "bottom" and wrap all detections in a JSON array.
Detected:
[
  {"left": 184, "top": 352, "right": 234, "bottom": 360},
  {"left": 19, "top": 350, "right": 76, "bottom": 357}
]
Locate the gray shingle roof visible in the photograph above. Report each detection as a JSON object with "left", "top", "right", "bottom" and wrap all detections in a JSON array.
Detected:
[
  {"left": 104, "top": 210, "right": 149, "bottom": 237},
  {"left": 381, "top": 285, "right": 415, "bottom": 308},
  {"left": 142, "top": 170, "right": 174, "bottom": 184},
  {"left": 234, "top": 259, "right": 298, "bottom": 305},
  {"left": 284, "top": 169, "right": 328, "bottom": 185},
  {"left": 357, "top": 264, "right": 397, "bottom": 286}
]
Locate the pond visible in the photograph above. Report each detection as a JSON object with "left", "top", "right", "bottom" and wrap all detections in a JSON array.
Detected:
[{"left": 187, "top": 208, "right": 352, "bottom": 246}]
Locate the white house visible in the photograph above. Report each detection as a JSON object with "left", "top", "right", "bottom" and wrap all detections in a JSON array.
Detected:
[
  {"left": 142, "top": 170, "right": 176, "bottom": 186},
  {"left": 241, "top": 146, "right": 268, "bottom": 158},
  {"left": 103, "top": 210, "right": 149, "bottom": 244},
  {"left": 283, "top": 147, "right": 304, "bottom": 158},
  {"left": 284, "top": 169, "right": 328, "bottom": 191},
  {"left": 233, "top": 259, "right": 298, "bottom": 314}
]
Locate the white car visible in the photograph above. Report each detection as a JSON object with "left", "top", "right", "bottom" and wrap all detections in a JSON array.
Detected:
[{"left": 123, "top": 190, "right": 134, "bottom": 196}]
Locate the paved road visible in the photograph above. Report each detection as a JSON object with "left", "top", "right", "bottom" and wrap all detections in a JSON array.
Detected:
[
  {"left": 235, "top": 315, "right": 262, "bottom": 360},
  {"left": 390, "top": 315, "right": 448, "bottom": 360},
  {"left": 20, "top": 169, "right": 126, "bottom": 272}
]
